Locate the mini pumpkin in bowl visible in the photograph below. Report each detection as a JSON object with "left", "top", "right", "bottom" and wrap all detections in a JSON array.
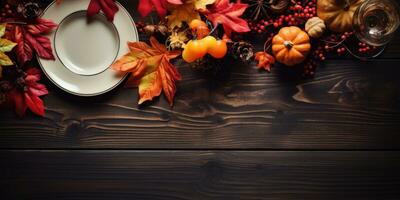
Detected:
[{"left": 317, "top": 0, "right": 364, "bottom": 33}]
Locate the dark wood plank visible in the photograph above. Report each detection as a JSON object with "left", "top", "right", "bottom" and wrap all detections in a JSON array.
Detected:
[
  {"left": 1, "top": 59, "right": 400, "bottom": 149},
  {"left": 1, "top": 150, "right": 399, "bottom": 200}
]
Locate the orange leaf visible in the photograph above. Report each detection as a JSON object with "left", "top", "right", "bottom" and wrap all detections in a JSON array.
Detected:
[
  {"left": 255, "top": 51, "right": 275, "bottom": 72},
  {"left": 111, "top": 37, "right": 181, "bottom": 106}
]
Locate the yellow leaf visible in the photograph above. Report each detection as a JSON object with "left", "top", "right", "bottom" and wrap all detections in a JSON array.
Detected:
[
  {"left": 0, "top": 24, "right": 5, "bottom": 38},
  {"left": 0, "top": 38, "right": 17, "bottom": 53},
  {"left": 167, "top": 3, "right": 200, "bottom": 29},
  {"left": 191, "top": 0, "right": 216, "bottom": 10},
  {"left": 0, "top": 52, "right": 13, "bottom": 66}
]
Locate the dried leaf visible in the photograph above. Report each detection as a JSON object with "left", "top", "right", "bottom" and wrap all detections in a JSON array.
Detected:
[
  {"left": 255, "top": 51, "right": 275, "bottom": 72},
  {"left": 202, "top": 0, "right": 250, "bottom": 37},
  {"left": 167, "top": 2, "right": 200, "bottom": 28},
  {"left": 112, "top": 37, "right": 181, "bottom": 106},
  {"left": 167, "top": 31, "right": 188, "bottom": 49}
]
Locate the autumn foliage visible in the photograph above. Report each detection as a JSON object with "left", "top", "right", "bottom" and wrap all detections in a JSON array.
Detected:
[{"left": 111, "top": 37, "right": 181, "bottom": 106}]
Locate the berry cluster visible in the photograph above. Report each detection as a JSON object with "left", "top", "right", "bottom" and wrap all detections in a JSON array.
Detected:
[
  {"left": 324, "top": 32, "right": 352, "bottom": 55},
  {"left": 249, "top": 0, "right": 317, "bottom": 34},
  {"left": 357, "top": 42, "right": 376, "bottom": 53},
  {"left": 323, "top": 32, "right": 377, "bottom": 55},
  {"left": 303, "top": 43, "right": 326, "bottom": 77}
]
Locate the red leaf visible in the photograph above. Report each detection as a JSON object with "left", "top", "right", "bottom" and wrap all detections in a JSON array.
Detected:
[
  {"left": 14, "top": 26, "right": 33, "bottom": 64},
  {"left": 25, "top": 68, "right": 49, "bottom": 97},
  {"left": 8, "top": 89, "right": 27, "bottom": 117},
  {"left": 26, "top": 18, "right": 58, "bottom": 35},
  {"left": 24, "top": 92, "right": 45, "bottom": 117},
  {"left": 8, "top": 68, "right": 48, "bottom": 117},
  {"left": 25, "top": 33, "right": 55, "bottom": 60},
  {"left": 87, "top": 0, "right": 119, "bottom": 22},
  {"left": 138, "top": 0, "right": 168, "bottom": 17},
  {"left": 203, "top": 0, "right": 250, "bottom": 37}
]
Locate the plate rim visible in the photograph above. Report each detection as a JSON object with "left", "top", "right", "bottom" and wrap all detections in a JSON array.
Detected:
[{"left": 37, "top": 0, "right": 138, "bottom": 97}]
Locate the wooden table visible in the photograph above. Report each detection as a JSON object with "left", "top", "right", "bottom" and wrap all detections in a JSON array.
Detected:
[{"left": 1, "top": 1, "right": 400, "bottom": 199}]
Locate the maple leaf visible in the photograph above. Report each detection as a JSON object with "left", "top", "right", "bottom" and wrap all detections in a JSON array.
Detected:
[
  {"left": 8, "top": 68, "right": 48, "bottom": 117},
  {"left": 138, "top": 0, "right": 182, "bottom": 18},
  {"left": 167, "top": 2, "right": 200, "bottom": 28},
  {"left": 8, "top": 19, "right": 57, "bottom": 64},
  {"left": 87, "top": 0, "right": 119, "bottom": 22},
  {"left": 111, "top": 37, "right": 181, "bottom": 106},
  {"left": 255, "top": 51, "right": 275, "bottom": 72},
  {"left": 202, "top": 0, "right": 250, "bottom": 37}
]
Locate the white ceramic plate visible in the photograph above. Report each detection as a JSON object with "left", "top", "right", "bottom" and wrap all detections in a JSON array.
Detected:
[{"left": 38, "top": 0, "right": 138, "bottom": 96}]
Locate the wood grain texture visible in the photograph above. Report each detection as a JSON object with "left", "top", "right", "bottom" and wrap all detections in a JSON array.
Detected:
[
  {"left": 1, "top": 150, "right": 399, "bottom": 200},
  {"left": 1, "top": 59, "right": 400, "bottom": 149},
  {"left": 0, "top": 0, "right": 400, "bottom": 150}
]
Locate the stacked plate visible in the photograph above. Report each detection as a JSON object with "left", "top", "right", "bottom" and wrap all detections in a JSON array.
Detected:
[{"left": 38, "top": 0, "right": 138, "bottom": 96}]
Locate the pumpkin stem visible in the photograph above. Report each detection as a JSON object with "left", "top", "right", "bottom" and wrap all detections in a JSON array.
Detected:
[
  {"left": 344, "top": 0, "right": 350, "bottom": 10},
  {"left": 283, "top": 41, "right": 294, "bottom": 49}
]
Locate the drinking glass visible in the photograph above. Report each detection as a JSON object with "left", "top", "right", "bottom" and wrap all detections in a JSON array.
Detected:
[{"left": 353, "top": 0, "right": 400, "bottom": 46}]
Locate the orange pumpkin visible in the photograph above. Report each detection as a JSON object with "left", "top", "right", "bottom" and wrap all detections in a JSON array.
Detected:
[
  {"left": 272, "top": 26, "right": 311, "bottom": 66},
  {"left": 317, "top": 0, "right": 364, "bottom": 33}
]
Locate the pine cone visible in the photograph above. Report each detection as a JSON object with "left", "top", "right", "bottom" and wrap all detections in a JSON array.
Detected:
[
  {"left": 17, "top": 2, "right": 42, "bottom": 21},
  {"left": 190, "top": 55, "right": 228, "bottom": 78},
  {"left": 231, "top": 41, "right": 254, "bottom": 63}
]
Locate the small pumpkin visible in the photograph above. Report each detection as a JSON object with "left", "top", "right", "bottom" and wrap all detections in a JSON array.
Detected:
[
  {"left": 305, "top": 17, "right": 326, "bottom": 38},
  {"left": 317, "top": 0, "right": 364, "bottom": 33},
  {"left": 272, "top": 26, "right": 311, "bottom": 66}
]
